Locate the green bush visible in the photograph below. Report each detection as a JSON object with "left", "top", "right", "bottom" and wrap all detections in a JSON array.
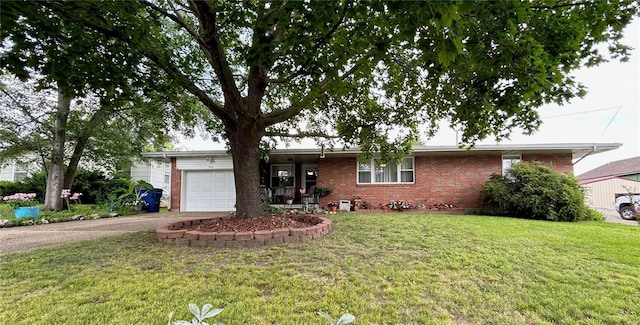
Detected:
[
  {"left": 69, "top": 170, "right": 132, "bottom": 204},
  {"left": 262, "top": 202, "right": 284, "bottom": 214},
  {"left": 0, "top": 172, "right": 46, "bottom": 201},
  {"left": 481, "top": 162, "right": 593, "bottom": 222}
]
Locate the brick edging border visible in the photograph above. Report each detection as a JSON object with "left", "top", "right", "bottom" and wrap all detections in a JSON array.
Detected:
[{"left": 155, "top": 215, "right": 332, "bottom": 248}]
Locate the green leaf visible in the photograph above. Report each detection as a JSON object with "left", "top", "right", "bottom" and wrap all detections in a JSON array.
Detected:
[
  {"left": 188, "top": 303, "right": 200, "bottom": 318},
  {"left": 202, "top": 307, "right": 223, "bottom": 320},
  {"left": 317, "top": 311, "right": 335, "bottom": 325},
  {"left": 337, "top": 313, "right": 356, "bottom": 325}
]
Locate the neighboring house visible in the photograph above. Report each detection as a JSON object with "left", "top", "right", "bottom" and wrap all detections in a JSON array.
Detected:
[
  {"left": 130, "top": 160, "right": 172, "bottom": 208},
  {"left": 142, "top": 143, "right": 620, "bottom": 212},
  {"left": 578, "top": 156, "right": 640, "bottom": 209},
  {"left": 1, "top": 159, "right": 172, "bottom": 207},
  {"left": 0, "top": 160, "right": 33, "bottom": 182}
]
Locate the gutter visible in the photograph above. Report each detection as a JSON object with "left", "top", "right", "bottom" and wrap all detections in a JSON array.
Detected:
[{"left": 573, "top": 145, "right": 596, "bottom": 165}]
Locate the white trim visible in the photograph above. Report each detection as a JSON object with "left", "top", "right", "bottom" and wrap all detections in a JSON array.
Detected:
[
  {"left": 357, "top": 157, "right": 415, "bottom": 185},
  {"left": 502, "top": 154, "right": 522, "bottom": 175},
  {"left": 301, "top": 164, "right": 318, "bottom": 191},
  {"left": 180, "top": 170, "right": 186, "bottom": 212},
  {"left": 143, "top": 142, "right": 621, "bottom": 162}
]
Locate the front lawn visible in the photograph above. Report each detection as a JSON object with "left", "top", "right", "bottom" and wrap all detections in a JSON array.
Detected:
[{"left": 0, "top": 214, "right": 638, "bottom": 324}]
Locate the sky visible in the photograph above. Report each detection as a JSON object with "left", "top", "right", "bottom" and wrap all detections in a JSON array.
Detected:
[{"left": 180, "top": 19, "right": 640, "bottom": 176}]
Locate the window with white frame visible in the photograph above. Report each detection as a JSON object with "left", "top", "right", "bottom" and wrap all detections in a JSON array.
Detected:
[
  {"left": 357, "top": 157, "right": 414, "bottom": 184},
  {"left": 271, "top": 164, "right": 295, "bottom": 187},
  {"left": 502, "top": 155, "right": 522, "bottom": 175}
]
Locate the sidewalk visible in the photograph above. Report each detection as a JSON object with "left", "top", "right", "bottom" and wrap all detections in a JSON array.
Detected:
[{"left": 0, "top": 212, "right": 227, "bottom": 255}]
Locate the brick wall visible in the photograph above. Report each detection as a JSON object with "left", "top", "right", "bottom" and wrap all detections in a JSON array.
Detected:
[
  {"left": 317, "top": 153, "right": 574, "bottom": 209},
  {"left": 167, "top": 152, "right": 574, "bottom": 211},
  {"left": 170, "top": 158, "right": 181, "bottom": 212},
  {"left": 522, "top": 153, "right": 573, "bottom": 174}
]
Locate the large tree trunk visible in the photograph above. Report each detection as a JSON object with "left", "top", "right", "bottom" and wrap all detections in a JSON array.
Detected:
[
  {"left": 63, "top": 108, "right": 108, "bottom": 188},
  {"left": 44, "top": 88, "right": 72, "bottom": 211},
  {"left": 226, "top": 120, "right": 264, "bottom": 218}
]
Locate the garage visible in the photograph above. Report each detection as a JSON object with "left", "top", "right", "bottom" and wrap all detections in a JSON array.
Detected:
[{"left": 182, "top": 170, "right": 236, "bottom": 212}]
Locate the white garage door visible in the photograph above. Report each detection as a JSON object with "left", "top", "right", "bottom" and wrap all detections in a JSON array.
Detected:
[{"left": 183, "top": 170, "right": 236, "bottom": 212}]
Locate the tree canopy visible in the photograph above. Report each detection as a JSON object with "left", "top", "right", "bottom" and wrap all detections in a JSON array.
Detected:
[
  {"left": 1, "top": 1, "right": 207, "bottom": 209},
  {"left": 3, "top": 0, "right": 637, "bottom": 217}
]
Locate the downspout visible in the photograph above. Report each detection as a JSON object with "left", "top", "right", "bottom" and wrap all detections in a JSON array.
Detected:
[
  {"left": 163, "top": 153, "right": 170, "bottom": 210},
  {"left": 573, "top": 145, "right": 596, "bottom": 166}
]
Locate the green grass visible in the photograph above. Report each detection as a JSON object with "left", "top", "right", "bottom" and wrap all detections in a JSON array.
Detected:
[
  {"left": 0, "top": 214, "right": 638, "bottom": 324},
  {"left": 0, "top": 203, "right": 143, "bottom": 223}
]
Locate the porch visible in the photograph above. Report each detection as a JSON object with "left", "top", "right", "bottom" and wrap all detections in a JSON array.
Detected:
[{"left": 260, "top": 151, "right": 321, "bottom": 205}]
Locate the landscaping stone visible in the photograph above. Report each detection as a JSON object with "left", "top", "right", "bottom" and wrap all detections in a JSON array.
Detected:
[
  {"left": 107, "top": 212, "right": 119, "bottom": 218},
  {"left": 0, "top": 219, "right": 13, "bottom": 227},
  {"left": 71, "top": 215, "right": 84, "bottom": 221},
  {"left": 156, "top": 215, "right": 332, "bottom": 249}
]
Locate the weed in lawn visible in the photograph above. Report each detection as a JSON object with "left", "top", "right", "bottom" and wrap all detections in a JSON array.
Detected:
[{"left": 168, "top": 303, "right": 224, "bottom": 325}]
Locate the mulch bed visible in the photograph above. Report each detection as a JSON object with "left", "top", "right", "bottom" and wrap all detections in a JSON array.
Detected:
[{"left": 185, "top": 215, "right": 318, "bottom": 233}]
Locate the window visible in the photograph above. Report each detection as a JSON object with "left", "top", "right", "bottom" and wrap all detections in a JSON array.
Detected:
[
  {"left": 358, "top": 157, "right": 414, "bottom": 184},
  {"left": 502, "top": 155, "right": 522, "bottom": 175},
  {"left": 14, "top": 171, "right": 28, "bottom": 182},
  {"left": 164, "top": 162, "right": 171, "bottom": 184},
  {"left": 271, "top": 164, "right": 295, "bottom": 187}
]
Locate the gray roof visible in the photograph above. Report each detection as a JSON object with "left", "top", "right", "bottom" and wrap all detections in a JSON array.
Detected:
[{"left": 577, "top": 156, "right": 640, "bottom": 180}]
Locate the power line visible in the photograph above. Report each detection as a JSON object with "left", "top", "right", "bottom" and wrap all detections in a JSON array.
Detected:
[
  {"left": 601, "top": 106, "right": 622, "bottom": 135},
  {"left": 541, "top": 103, "right": 636, "bottom": 119}
]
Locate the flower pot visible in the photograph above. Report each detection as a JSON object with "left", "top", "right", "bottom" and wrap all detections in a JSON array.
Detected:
[
  {"left": 286, "top": 199, "right": 293, "bottom": 205},
  {"left": 14, "top": 206, "right": 40, "bottom": 219},
  {"left": 329, "top": 206, "right": 337, "bottom": 212}
]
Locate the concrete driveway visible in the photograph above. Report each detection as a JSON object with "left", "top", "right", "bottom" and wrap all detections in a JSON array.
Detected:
[
  {"left": 598, "top": 208, "right": 638, "bottom": 226},
  {"left": 0, "top": 212, "right": 226, "bottom": 255}
]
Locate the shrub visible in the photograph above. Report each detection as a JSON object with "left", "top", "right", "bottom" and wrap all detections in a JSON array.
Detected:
[
  {"left": 315, "top": 186, "right": 333, "bottom": 197},
  {"left": 583, "top": 207, "right": 605, "bottom": 221},
  {"left": 262, "top": 203, "right": 283, "bottom": 214},
  {"left": 481, "top": 162, "right": 592, "bottom": 222}
]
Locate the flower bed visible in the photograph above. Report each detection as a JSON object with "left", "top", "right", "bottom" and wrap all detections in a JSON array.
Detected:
[{"left": 155, "top": 215, "right": 333, "bottom": 248}]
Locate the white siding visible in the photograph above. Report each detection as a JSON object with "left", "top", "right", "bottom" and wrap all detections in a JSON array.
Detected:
[
  {"left": 582, "top": 178, "right": 640, "bottom": 208},
  {"left": 0, "top": 161, "right": 31, "bottom": 182},
  {"left": 0, "top": 164, "right": 15, "bottom": 181},
  {"left": 176, "top": 157, "right": 233, "bottom": 170},
  {"left": 130, "top": 161, "right": 172, "bottom": 208}
]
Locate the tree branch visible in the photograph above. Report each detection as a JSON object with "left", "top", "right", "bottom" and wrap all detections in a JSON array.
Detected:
[
  {"left": 264, "top": 131, "right": 339, "bottom": 139},
  {"left": 530, "top": 2, "right": 591, "bottom": 10},
  {"left": 267, "top": 1, "right": 350, "bottom": 85},
  {"left": 261, "top": 46, "right": 380, "bottom": 126},
  {"left": 0, "top": 87, "right": 49, "bottom": 130},
  {"left": 42, "top": 1, "right": 235, "bottom": 126},
  {"left": 188, "top": 0, "right": 245, "bottom": 119},
  {"left": 140, "top": 0, "right": 198, "bottom": 40}
]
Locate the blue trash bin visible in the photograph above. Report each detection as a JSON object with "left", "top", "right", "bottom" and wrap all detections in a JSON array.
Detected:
[{"left": 139, "top": 188, "right": 162, "bottom": 212}]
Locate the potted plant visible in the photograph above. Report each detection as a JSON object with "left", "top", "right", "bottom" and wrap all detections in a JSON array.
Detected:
[
  {"left": 284, "top": 193, "right": 294, "bottom": 204},
  {"left": 315, "top": 187, "right": 333, "bottom": 197},
  {"left": 327, "top": 201, "right": 338, "bottom": 212},
  {"left": 2, "top": 193, "right": 39, "bottom": 219}
]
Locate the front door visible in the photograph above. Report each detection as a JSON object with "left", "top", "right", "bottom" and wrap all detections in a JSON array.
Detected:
[{"left": 301, "top": 164, "right": 318, "bottom": 203}]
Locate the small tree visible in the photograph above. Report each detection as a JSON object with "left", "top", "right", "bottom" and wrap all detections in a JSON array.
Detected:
[{"left": 481, "top": 162, "right": 601, "bottom": 222}]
